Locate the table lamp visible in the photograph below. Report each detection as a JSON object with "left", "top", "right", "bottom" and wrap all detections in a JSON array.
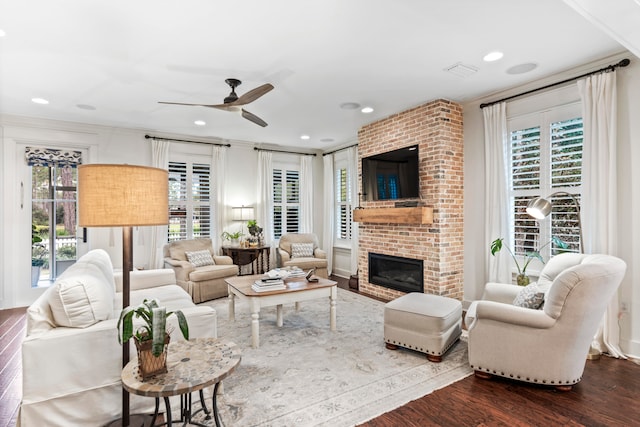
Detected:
[{"left": 78, "top": 164, "right": 168, "bottom": 426}]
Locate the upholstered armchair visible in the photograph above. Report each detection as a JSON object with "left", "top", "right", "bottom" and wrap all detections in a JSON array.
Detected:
[
  {"left": 465, "top": 253, "right": 626, "bottom": 391},
  {"left": 277, "top": 233, "right": 328, "bottom": 278},
  {"left": 163, "top": 238, "right": 238, "bottom": 303}
]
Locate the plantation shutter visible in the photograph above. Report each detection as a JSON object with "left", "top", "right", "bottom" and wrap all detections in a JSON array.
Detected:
[
  {"left": 168, "top": 161, "right": 212, "bottom": 242},
  {"left": 509, "top": 110, "right": 583, "bottom": 260},
  {"left": 272, "top": 167, "right": 300, "bottom": 239},
  {"left": 335, "top": 167, "right": 351, "bottom": 240},
  {"left": 549, "top": 117, "right": 583, "bottom": 250}
]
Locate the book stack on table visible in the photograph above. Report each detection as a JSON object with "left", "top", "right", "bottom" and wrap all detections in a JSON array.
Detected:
[{"left": 252, "top": 278, "right": 287, "bottom": 292}]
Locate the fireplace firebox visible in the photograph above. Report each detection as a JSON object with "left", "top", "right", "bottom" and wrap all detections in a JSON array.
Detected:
[{"left": 368, "top": 253, "right": 423, "bottom": 293}]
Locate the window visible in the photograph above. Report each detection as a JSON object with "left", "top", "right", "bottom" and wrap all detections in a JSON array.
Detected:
[
  {"left": 335, "top": 165, "right": 352, "bottom": 240},
  {"left": 509, "top": 105, "right": 583, "bottom": 261},
  {"left": 168, "top": 161, "right": 213, "bottom": 242},
  {"left": 273, "top": 167, "right": 299, "bottom": 239}
]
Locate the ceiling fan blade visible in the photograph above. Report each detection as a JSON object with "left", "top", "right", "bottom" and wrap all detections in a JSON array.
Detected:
[
  {"left": 241, "top": 109, "right": 268, "bottom": 127},
  {"left": 159, "top": 101, "right": 235, "bottom": 110},
  {"left": 235, "top": 83, "right": 274, "bottom": 106}
]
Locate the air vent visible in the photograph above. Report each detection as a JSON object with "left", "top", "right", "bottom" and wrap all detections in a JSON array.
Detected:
[{"left": 444, "top": 62, "right": 478, "bottom": 78}]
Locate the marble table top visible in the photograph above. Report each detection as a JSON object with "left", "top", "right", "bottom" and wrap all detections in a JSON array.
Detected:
[{"left": 122, "top": 338, "right": 241, "bottom": 398}]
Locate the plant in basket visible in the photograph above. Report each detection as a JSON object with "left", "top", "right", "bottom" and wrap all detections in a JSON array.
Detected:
[{"left": 117, "top": 299, "right": 189, "bottom": 379}]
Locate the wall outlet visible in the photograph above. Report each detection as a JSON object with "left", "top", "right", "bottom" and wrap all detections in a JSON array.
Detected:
[{"left": 620, "top": 301, "right": 629, "bottom": 313}]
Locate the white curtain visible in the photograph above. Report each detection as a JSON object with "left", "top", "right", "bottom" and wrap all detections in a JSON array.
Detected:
[
  {"left": 257, "top": 151, "right": 274, "bottom": 265},
  {"left": 212, "top": 146, "right": 228, "bottom": 255},
  {"left": 347, "top": 146, "right": 359, "bottom": 275},
  {"left": 578, "top": 71, "right": 625, "bottom": 358},
  {"left": 149, "top": 139, "right": 170, "bottom": 268},
  {"left": 322, "top": 154, "right": 334, "bottom": 275},
  {"left": 300, "top": 155, "right": 313, "bottom": 233},
  {"left": 483, "top": 102, "right": 511, "bottom": 283}
]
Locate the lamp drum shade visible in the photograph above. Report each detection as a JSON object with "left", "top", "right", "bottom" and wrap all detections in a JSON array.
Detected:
[{"left": 78, "top": 164, "right": 168, "bottom": 227}]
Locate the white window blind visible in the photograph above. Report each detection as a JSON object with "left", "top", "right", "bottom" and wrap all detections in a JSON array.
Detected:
[
  {"left": 335, "top": 166, "right": 352, "bottom": 240},
  {"left": 273, "top": 168, "right": 300, "bottom": 239},
  {"left": 509, "top": 108, "right": 583, "bottom": 259},
  {"left": 168, "top": 161, "right": 213, "bottom": 242}
]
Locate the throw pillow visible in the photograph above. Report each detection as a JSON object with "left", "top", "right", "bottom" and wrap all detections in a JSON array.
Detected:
[
  {"left": 48, "top": 261, "right": 115, "bottom": 328},
  {"left": 185, "top": 249, "right": 215, "bottom": 267},
  {"left": 291, "top": 242, "right": 314, "bottom": 258},
  {"left": 512, "top": 282, "right": 545, "bottom": 309}
]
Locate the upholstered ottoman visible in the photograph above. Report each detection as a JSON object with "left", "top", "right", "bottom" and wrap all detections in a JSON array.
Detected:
[{"left": 384, "top": 292, "right": 462, "bottom": 362}]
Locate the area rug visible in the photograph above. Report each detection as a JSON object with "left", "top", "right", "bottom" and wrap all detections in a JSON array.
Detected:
[{"left": 195, "top": 288, "right": 472, "bottom": 426}]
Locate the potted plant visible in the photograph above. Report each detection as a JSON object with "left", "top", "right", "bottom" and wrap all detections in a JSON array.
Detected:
[
  {"left": 246, "top": 220, "right": 263, "bottom": 246},
  {"left": 117, "top": 299, "right": 189, "bottom": 379},
  {"left": 221, "top": 230, "right": 243, "bottom": 246},
  {"left": 31, "top": 224, "right": 47, "bottom": 286},
  {"left": 490, "top": 236, "right": 568, "bottom": 286}
]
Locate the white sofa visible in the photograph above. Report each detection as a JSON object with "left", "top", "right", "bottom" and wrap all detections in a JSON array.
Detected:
[{"left": 18, "top": 249, "right": 217, "bottom": 427}]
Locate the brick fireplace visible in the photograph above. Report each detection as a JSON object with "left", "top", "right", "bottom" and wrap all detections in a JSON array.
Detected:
[{"left": 356, "top": 99, "right": 463, "bottom": 300}]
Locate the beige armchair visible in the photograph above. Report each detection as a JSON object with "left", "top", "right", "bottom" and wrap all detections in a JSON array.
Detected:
[
  {"left": 277, "top": 233, "right": 328, "bottom": 278},
  {"left": 163, "top": 238, "right": 238, "bottom": 303},
  {"left": 465, "top": 253, "right": 626, "bottom": 391}
]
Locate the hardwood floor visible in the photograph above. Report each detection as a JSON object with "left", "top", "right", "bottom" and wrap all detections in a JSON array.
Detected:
[
  {"left": 2, "top": 278, "right": 639, "bottom": 427},
  {"left": 0, "top": 307, "right": 26, "bottom": 427}
]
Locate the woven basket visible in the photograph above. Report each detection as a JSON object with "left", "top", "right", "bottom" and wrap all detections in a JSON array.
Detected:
[{"left": 134, "top": 334, "right": 170, "bottom": 380}]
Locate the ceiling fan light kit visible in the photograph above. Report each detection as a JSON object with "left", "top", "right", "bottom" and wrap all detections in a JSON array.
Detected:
[{"left": 159, "top": 78, "right": 274, "bottom": 127}]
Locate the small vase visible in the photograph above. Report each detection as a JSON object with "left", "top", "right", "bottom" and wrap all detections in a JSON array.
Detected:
[
  {"left": 516, "top": 274, "right": 530, "bottom": 287},
  {"left": 134, "top": 333, "right": 170, "bottom": 380}
]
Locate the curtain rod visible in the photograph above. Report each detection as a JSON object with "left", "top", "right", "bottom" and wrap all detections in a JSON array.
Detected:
[
  {"left": 253, "top": 147, "right": 317, "bottom": 156},
  {"left": 479, "top": 58, "right": 631, "bottom": 109},
  {"left": 322, "top": 143, "right": 358, "bottom": 157},
  {"left": 144, "top": 134, "right": 231, "bottom": 147}
]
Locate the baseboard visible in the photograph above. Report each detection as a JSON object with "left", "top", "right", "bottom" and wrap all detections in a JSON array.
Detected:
[
  {"left": 332, "top": 268, "right": 351, "bottom": 279},
  {"left": 621, "top": 338, "right": 640, "bottom": 359}
]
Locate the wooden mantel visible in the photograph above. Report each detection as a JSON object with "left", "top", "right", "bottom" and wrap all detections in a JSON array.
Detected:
[{"left": 353, "top": 206, "right": 433, "bottom": 224}]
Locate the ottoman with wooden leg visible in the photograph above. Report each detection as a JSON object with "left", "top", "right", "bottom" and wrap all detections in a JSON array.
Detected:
[{"left": 384, "top": 292, "right": 462, "bottom": 362}]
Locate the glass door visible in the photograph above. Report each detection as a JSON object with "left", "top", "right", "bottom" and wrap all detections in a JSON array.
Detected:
[{"left": 31, "top": 164, "right": 78, "bottom": 286}]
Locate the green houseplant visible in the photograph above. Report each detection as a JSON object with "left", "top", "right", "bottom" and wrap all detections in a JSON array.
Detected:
[
  {"left": 490, "top": 236, "right": 568, "bottom": 286},
  {"left": 221, "top": 230, "right": 243, "bottom": 242},
  {"left": 117, "top": 299, "right": 189, "bottom": 379}
]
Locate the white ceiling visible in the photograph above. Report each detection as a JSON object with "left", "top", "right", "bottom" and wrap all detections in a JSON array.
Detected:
[{"left": 0, "top": 0, "right": 634, "bottom": 150}]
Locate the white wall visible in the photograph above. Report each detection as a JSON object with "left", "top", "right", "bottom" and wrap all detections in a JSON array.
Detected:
[
  {"left": 0, "top": 116, "right": 323, "bottom": 308},
  {"left": 463, "top": 51, "right": 640, "bottom": 357}
]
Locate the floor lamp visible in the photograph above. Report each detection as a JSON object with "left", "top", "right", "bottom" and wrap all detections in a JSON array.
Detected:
[
  {"left": 525, "top": 191, "right": 584, "bottom": 254},
  {"left": 78, "top": 164, "right": 168, "bottom": 427},
  {"left": 526, "top": 191, "right": 601, "bottom": 359}
]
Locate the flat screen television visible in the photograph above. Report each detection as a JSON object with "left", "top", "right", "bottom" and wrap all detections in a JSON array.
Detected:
[{"left": 361, "top": 145, "right": 419, "bottom": 201}]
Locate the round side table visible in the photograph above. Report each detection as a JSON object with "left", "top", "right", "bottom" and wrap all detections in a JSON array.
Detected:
[{"left": 122, "top": 338, "right": 241, "bottom": 427}]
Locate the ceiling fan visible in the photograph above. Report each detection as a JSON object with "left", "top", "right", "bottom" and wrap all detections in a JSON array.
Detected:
[{"left": 159, "top": 78, "right": 274, "bottom": 127}]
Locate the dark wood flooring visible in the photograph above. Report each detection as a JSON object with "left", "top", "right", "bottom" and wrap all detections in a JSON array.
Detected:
[{"left": 2, "top": 277, "right": 639, "bottom": 427}]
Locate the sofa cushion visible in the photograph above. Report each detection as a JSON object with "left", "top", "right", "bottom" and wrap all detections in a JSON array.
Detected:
[
  {"left": 189, "top": 264, "right": 239, "bottom": 281},
  {"left": 291, "top": 242, "right": 314, "bottom": 258},
  {"left": 283, "top": 257, "right": 328, "bottom": 270},
  {"left": 185, "top": 249, "right": 215, "bottom": 267},
  {"left": 512, "top": 282, "right": 545, "bottom": 309},
  {"left": 48, "top": 260, "right": 115, "bottom": 328}
]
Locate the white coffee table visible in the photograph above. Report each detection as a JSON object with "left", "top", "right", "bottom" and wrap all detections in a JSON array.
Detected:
[{"left": 225, "top": 275, "right": 338, "bottom": 348}]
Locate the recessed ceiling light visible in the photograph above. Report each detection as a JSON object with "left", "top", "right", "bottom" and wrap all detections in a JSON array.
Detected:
[
  {"left": 361, "top": 107, "right": 374, "bottom": 114},
  {"left": 0, "top": 29, "right": 6, "bottom": 37},
  {"left": 194, "top": 120, "right": 206, "bottom": 126},
  {"left": 506, "top": 63, "right": 538, "bottom": 75},
  {"left": 76, "top": 104, "right": 96, "bottom": 110},
  {"left": 483, "top": 51, "right": 504, "bottom": 62},
  {"left": 340, "top": 102, "right": 360, "bottom": 110},
  {"left": 31, "top": 97, "right": 49, "bottom": 105},
  {"left": 300, "top": 135, "right": 310, "bottom": 140}
]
